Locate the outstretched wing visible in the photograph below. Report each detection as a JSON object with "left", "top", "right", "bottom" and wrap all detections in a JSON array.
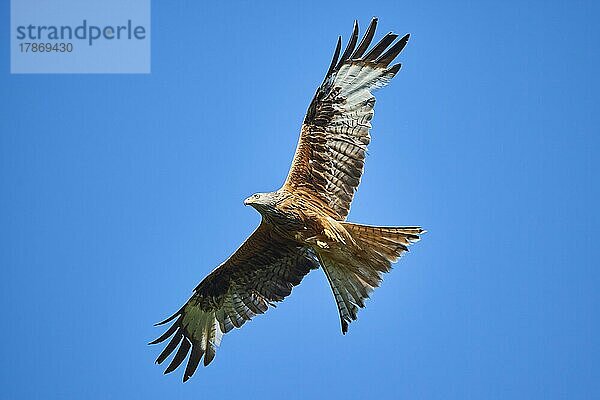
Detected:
[
  {"left": 150, "top": 223, "right": 320, "bottom": 381},
  {"left": 284, "top": 18, "right": 409, "bottom": 220}
]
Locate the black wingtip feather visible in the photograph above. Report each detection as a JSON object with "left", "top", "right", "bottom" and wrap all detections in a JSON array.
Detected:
[
  {"left": 351, "top": 17, "right": 378, "bottom": 59},
  {"left": 155, "top": 330, "right": 183, "bottom": 365},
  {"left": 363, "top": 32, "right": 399, "bottom": 62},
  {"left": 154, "top": 306, "right": 184, "bottom": 326},
  {"left": 203, "top": 345, "right": 216, "bottom": 366},
  {"left": 387, "top": 63, "right": 402, "bottom": 75},
  {"left": 183, "top": 346, "right": 204, "bottom": 382},
  {"left": 164, "top": 338, "right": 191, "bottom": 374},
  {"left": 336, "top": 20, "right": 359, "bottom": 69},
  {"left": 376, "top": 33, "right": 410, "bottom": 66},
  {"left": 325, "top": 36, "right": 342, "bottom": 79},
  {"left": 148, "top": 320, "right": 179, "bottom": 345}
]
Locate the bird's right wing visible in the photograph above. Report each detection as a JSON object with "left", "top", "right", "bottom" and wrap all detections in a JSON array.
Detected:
[
  {"left": 150, "top": 222, "right": 319, "bottom": 381},
  {"left": 284, "top": 18, "right": 409, "bottom": 220}
]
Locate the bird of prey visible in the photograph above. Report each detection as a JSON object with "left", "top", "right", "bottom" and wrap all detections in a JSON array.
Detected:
[{"left": 151, "top": 17, "right": 424, "bottom": 382}]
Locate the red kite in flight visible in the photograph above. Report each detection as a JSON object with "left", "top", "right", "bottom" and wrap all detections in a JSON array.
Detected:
[{"left": 151, "top": 17, "right": 424, "bottom": 381}]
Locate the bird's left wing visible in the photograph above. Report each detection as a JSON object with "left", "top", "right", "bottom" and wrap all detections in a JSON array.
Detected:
[
  {"left": 150, "top": 222, "right": 319, "bottom": 381},
  {"left": 284, "top": 18, "right": 409, "bottom": 220}
]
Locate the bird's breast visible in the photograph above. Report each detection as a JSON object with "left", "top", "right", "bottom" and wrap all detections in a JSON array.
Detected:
[{"left": 263, "top": 202, "right": 319, "bottom": 243}]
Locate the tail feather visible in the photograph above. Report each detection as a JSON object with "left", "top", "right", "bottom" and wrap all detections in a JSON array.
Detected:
[{"left": 317, "top": 223, "right": 424, "bottom": 334}]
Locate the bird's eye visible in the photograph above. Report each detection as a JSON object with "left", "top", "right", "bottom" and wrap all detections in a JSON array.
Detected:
[{"left": 253, "top": 194, "right": 260, "bottom": 199}]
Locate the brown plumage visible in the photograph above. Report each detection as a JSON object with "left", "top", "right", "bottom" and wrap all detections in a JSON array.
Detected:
[{"left": 151, "top": 17, "right": 424, "bottom": 382}]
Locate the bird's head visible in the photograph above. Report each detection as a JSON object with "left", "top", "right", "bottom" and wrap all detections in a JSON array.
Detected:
[
  {"left": 243, "top": 192, "right": 280, "bottom": 213},
  {"left": 244, "top": 192, "right": 268, "bottom": 207}
]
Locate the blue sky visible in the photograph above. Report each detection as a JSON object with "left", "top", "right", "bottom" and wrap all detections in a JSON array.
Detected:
[{"left": 1, "top": 0, "right": 598, "bottom": 398}]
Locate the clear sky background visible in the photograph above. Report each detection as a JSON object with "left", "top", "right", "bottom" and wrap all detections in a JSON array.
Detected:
[{"left": 1, "top": 1, "right": 598, "bottom": 398}]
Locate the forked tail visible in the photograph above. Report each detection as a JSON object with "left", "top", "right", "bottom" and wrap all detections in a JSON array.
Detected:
[{"left": 317, "top": 223, "right": 424, "bottom": 333}]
